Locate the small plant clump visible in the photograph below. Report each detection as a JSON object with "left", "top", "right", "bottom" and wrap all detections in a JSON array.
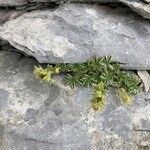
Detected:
[
  {"left": 34, "top": 57, "right": 141, "bottom": 111},
  {"left": 117, "top": 88, "right": 133, "bottom": 106},
  {"left": 91, "top": 82, "right": 106, "bottom": 111},
  {"left": 34, "top": 65, "right": 59, "bottom": 84}
]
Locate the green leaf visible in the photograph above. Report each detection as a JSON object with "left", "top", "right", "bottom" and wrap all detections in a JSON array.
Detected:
[
  {"left": 64, "top": 74, "right": 81, "bottom": 88},
  {"left": 80, "top": 74, "right": 97, "bottom": 87}
]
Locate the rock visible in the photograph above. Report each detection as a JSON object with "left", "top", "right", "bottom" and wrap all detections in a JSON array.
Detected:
[
  {"left": 120, "top": 0, "right": 150, "bottom": 19},
  {"left": 0, "top": 1, "right": 149, "bottom": 20},
  {"left": 0, "top": 9, "right": 25, "bottom": 50},
  {"left": 30, "top": 0, "right": 119, "bottom": 3},
  {"left": 137, "top": 70, "right": 150, "bottom": 92},
  {"left": 0, "top": 0, "right": 149, "bottom": 19},
  {"left": 0, "top": 50, "right": 150, "bottom": 149},
  {"left": 0, "top": 9, "right": 25, "bottom": 51},
  {"left": 31, "top": 0, "right": 150, "bottom": 19},
  {"left": 0, "top": 89, "right": 8, "bottom": 109},
  {"left": 0, "top": 0, "right": 27, "bottom": 6},
  {"left": 143, "top": 0, "right": 150, "bottom": 3},
  {"left": 0, "top": 9, "right": 25, "bottom": 24},
  {"left": 0, "top": 4, "right": 150, "bottom": 69},
  {"left": 29, "top": 0, "right": 150, "bottom": 19}
]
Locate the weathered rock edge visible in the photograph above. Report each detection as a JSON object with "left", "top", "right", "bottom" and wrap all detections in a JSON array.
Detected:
[
  {"left": 0, "top": 4, "right": 150, "bottom": 70},
  {"left": 0, "top": 0, "right": 150, "bottom": 19}
]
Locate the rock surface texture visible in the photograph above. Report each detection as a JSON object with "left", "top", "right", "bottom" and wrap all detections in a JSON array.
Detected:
[
  {"left": 0, "top": 9, "right": 25, "bottom": 24},
  {"left": 0, "top": 0, "right": 150, "bottom": 19},
  {"left": 0, "top": 51, "right": 150, "bottom": 150},
  {"left": 137, "top": 71, "right": 150, "bottom": 92},
  {"left": 30, "top": 0, "right": 119, "bottom": 3},
  {"left": 0, "top": 0, "right": 150, "bottom": 149},
  {"left": 0, "top": 4, "right": 150, "bottom": 69},
  {"left": 0, "top": 0, "right": 27, "bottom": 6},
  {"left": 120, "top": 0, "right": 150, "bottom": 19}
]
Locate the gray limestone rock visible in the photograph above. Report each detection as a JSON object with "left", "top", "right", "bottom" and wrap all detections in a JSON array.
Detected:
[
  {"left": 29, "top": 0, "right": 119, "bottom": 3},
  {"left": 143, "top": 0, "right": 150, "bottom": 3},
  {"left": 0, "top": 0, "right": 27, "bottom": 6},
  {"left": 120, "top": 0, "right": 150, "bottom": 19},
  {"left": 0, "top": 9, "right": 25, "bottom": 50},
  {"left": 0, "top": 9, "right": 25, "bottom": 24},
  {"left": 0, "top": 4, "right": 150, "bottom": 69},
  {"left": 29, "top": 0, "right": 150, "bottom": 19},
  {"left": 0, "top": 89, "right": 8, "bottom": 109},
  {"left": 137, "top": 70, "right": 150, "bottom": 92},
  {"left": 0, "top": 51, "right": 150, "bottom": 149},
  {"left": 0, "top": 0, "right": 149, "bottom": 20}
]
